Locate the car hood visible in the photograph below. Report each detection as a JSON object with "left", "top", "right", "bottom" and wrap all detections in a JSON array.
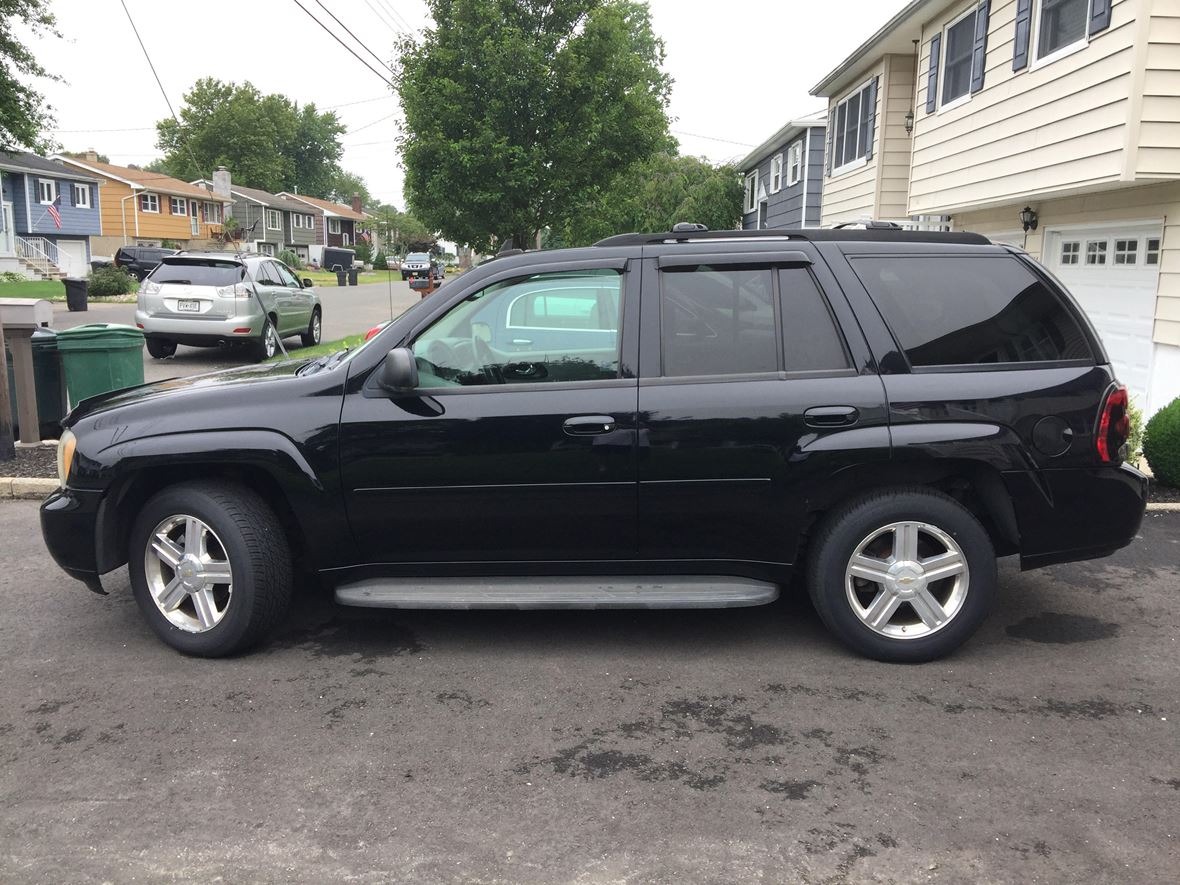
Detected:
[{"left": 63, "top": 359, "right": 311, "bottom": 428}]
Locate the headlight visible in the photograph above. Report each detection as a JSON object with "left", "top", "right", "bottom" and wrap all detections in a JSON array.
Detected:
[{"left": 57, "top": 429, "right": 76, "bottom": 487}]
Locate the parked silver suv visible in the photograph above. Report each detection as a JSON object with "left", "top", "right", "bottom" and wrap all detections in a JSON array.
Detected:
[{"left": 136, "top": 253, "right": 322, "bottom": 362}]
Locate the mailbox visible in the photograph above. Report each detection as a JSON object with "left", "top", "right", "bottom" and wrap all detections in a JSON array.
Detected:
[{"left": 1, "top": 298, "right": 54, "bottom": 445}]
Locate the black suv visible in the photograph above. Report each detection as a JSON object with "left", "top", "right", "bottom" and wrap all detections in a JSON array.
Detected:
[
  {"left": 114, "top": 246, "right": 179, "bottom": 281},
  {"left": 40, "top": 227, "right": 1147, "bottom": 661}
]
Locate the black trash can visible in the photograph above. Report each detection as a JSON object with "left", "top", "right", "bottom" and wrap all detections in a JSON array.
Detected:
[
  {"left": 336, "top": 270, "right": 348, "bottom": 286},
  {"left": 347, "top": 267, "right": 359, "bottom": 286},
  {"left": 6, "top": 328, "right": 65, "bottom": 439},
  {"left": 64, "top": 277, "right": 88, "bottom": 312}
]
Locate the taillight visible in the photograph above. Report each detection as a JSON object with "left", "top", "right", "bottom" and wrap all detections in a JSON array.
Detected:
[
  {"left": 364, "top": 323, "right": 386, "bottom": 342},
  {"left": 1096, "top": 385, "right": 1130, "bottom": 463}
]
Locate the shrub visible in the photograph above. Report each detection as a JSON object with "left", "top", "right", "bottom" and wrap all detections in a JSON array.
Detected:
[
  {"left": 372, "top": 250, "right": 388, "bottom": 270},
  {"left": 1, "top": 270, "right": 26, "bottom": 283},
  {"left": 1128, "top": 396, "right": 1144, "bottom": 461},
  {"left": 1143, "top": 396, "right": 1180, "bottom": 488},
  {"left": 88, "top": 265, "right": 138, "bottom": 297},
  {"left": 352, "top": 240, "right": 373, "bottom": 264},
  {"left": 278, "top": 249, "right": 302, "bottom": 270}
]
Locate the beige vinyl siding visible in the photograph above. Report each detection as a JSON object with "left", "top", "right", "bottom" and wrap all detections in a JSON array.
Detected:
[
  {"left": 1137, "top": 5, "right": 1180, "bottom": 177},
  {"left": 909, "top": 0, "right": 1141, "bottom": 215},
  {"left": 953, "top": 181, "right": 1180, "bottom": 346}
]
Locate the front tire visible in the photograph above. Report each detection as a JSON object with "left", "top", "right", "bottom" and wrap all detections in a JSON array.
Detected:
[
  {"left": 806, "top": 488, "right": 996, "bottom": 662},
  {"left": 128, "top": 481, "right": 293, "bottom": 657},
  {"left": 301, "top": 308, "right": 322, "bottom": 347},
  {"left": 145, "top": 337, "right": 177, "bottom": 359}
]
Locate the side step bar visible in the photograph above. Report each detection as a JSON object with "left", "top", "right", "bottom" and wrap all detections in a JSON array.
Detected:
[{"left": 334, "top": 576, "right": 779, "bottom": 610}]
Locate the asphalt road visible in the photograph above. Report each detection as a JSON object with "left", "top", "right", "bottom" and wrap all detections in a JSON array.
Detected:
[
  {"left": 0, "top": 502, "right": 1176, "bottom": 884},
  {"left": 50, "top": 277, "right": 426, "bottom": 382}
]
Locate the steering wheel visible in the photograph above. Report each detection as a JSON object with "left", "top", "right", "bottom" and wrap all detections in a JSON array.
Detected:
[
  {"left": 472, "top": 334, "right": 503, "bottom": 384},
  {"left": 425, "top": 339, "right": 459, "bottom": 374}
]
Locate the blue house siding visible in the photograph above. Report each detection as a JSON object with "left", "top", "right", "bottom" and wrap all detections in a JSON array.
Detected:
[
  {"left": 741, "top": 125, "right": 825, "bottom": 231},
  {"left": 21, "top": 173, "right": 101, "bottom": 237},
  {"left": 9, "top": 173, "right": 28, "bottom": 232}
]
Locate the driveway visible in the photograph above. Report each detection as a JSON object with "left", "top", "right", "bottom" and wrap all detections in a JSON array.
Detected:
[
  {"left": 51, "top": 278, "right": 425, "bottom": 382},
  {"left": 0, "top": 501, "right": 1176, "bottom": 884}
]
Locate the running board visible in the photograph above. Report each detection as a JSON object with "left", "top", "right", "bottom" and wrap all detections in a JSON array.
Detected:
[{"left": 334, "top": 576, "right": 779, "bottom": 610}]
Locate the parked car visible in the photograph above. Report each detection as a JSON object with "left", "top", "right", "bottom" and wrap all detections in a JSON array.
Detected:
[
  {"left": 114, "top": 246, "right": 179, "bottom": 281},
  {"left": 89, "top": 255, "right": 113, "bottom": 272},
  {"left": 42, "top": 226, "right": 1146, "bottom": 660},
  {"left": 135, "top": 253, "right": 322, "bottom": 361},
  {"left": 400, "top": 252, "right": 435, "bottom": 281}
]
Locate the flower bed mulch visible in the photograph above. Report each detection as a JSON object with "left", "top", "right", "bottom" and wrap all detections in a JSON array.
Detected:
[{"left": 1, "top": 445, "right": 56, "bottom": 479}]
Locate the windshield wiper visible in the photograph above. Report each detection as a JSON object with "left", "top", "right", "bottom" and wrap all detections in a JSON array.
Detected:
[{"left": 295, "top": 347, "right": 352, "bottom": 376}]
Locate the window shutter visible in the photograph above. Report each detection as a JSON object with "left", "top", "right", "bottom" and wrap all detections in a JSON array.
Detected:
[
  {"left": 1013, "top": 0, "right": 1032, "bottom": 71},
  {"left": 863, "top": 77, "right": 879, "bottom": 161},
  {"left": 925, "top": 34, "right": 941, "bottom": 113},
  {"left": 970, "top": 1, "right": 990, "bottom": 94},
  {"left": 1089, "top": 0, "right": 1112, "bottom": 35},
  {"left": 825, "top": 121, "right": 833, "bottom": 177}
]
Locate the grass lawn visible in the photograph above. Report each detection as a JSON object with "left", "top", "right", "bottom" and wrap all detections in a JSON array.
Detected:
[
  {"left": 301, "top": 269, "right": 393, "bottom": 287},
  {"left": 268, "top": 332, "right": 366, "bottom": 362},
  {"left": 0, "top": 280, "right": 66, "bottom": 300}
]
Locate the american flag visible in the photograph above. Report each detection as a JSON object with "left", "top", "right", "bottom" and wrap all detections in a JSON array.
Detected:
[{"left": 46, "top": 196, "right": 62, "bottom": 229}]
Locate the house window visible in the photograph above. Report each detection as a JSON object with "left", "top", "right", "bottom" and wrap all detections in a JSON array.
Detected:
[
  {"left": 170, "top": 196, "right": 187, "bottom": 216},
  {"left": 305, "top": 214, "right": 314, "bottom": 228},
  {"left": 140, "top": 193, "right": 159, "bottom": 213},
  {"left": 266, "top": 209, "right": 282, "bottom": 230},
  {"left": 1145, "top": 237, "right": 1161, "bottom": 266},
  {"left": 258, "top": 243, "right": 275, "bottom": 256},
  {"left": 293, "top": 214, "right": 303, "bottom": 229},
  {"left": 36, "top": 179, "right": 57, "bottom": 204},
  {"left": 833, "top": 80, "right": 874, "bottom": 172},
  {"left": 204, "top": 202, "right": 223, "bottom": 224},
  {"left": 1085, "top": 240, "right": 1107, "bottom": 265},
  {"left": 328, "top": 217, "right": 341, "bottom": 235},
  {"left": 1036, "top": 0, "right": 1089, "bottom": 61},
  {"left": 786, "top": 141, "right": 803, "bottom": 186},
  {"left": 941, "top": 7, "right": 979, "bottom": 107},
  {"left": 1060, "top": 241, "right": 1080, "bottom": 265},
  {"left": 72, "top": 183, "right": 90, "bottom": 209},
  {"left": 343, "top": 232, "right": 351, "bottom": 246},
  {"left": 1114, "top": 239, "right": 1138, "bottom": 266},
  {"left": 769, "top": 154, "right": 783, "bottom": 194}
]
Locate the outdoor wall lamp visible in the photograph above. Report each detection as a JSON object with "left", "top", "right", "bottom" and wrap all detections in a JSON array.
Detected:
[
  {"left": 904, "top": 110, "right": 914, "bottom": 134},
  {"left": 1020, "top": 206, "right": 1039, "bottom": 232}
]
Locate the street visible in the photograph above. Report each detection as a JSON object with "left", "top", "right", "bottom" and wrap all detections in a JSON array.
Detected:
[
  {"left": 0, "top": 502, "right": 1175, "bottom": 884},
  {"left": 51, "top": 277, "right": 426, "bottom": 382}
]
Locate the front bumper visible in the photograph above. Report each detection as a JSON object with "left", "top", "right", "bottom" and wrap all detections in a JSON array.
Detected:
[{"left": 40, "top": 487, "right": 106, "bottom": 593}]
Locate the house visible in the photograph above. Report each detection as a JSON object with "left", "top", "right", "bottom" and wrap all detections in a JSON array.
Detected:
[
  {"left": 739, "top": 112, "right": 827, "bottom": 230},
  {"left": 276, "top": 191, "right": 370, "bottom": 262},
  {"left": 0, "top": 151, "right": 101, "bottom": 279},
  {"left": 193, "top": 168, "right": 318, "bottom": 261},
  {"left": 51, "top": 152, "right": 232, "bottom": 255},
  {"left": 811, "top": 0, "right": 1180, "bottom": 416}
]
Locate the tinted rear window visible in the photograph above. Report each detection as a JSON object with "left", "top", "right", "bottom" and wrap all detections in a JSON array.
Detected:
[
  {"left": 851, "top": 256, "right": 1091, "bottom": 367},
  {"left": 151, "top": 259, "right": 243, "bottom": 287},
  {"left": 779, "top": 267, "right": 851, "bottom": 372}
]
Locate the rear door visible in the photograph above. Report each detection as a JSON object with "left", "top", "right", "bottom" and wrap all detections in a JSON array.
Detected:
[
  {"left": 636, "top": 246, "right": 890, "bottom": 567},
  {"left": 271, "top": 259, "right": 312, "bottom": 330}
]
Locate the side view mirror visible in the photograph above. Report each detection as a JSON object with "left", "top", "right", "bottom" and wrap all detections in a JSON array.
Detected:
[
  {"left": 302, "top": 278, "right": 314, "bottom": 288},
  {"left": 377, "top": 347, "right": 419, "bottom": 393}
]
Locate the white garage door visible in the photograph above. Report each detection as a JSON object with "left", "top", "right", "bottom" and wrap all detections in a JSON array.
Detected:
[
  {"left": 56, "top": 240, "right": 87, "bottom": 278},
  {"left": 1044, "top": 223, "right": 1160, "bottom": 405}
]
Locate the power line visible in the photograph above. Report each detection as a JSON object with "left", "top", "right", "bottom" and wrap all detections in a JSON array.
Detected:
[
  {"left": 377, "top": 0, "right": 414, "bottom": 33},
  {"left": 322, "top": 94, "right": 394, "bottom": 110},
  {"left": 314, "top": 0, "right": 394, "bottom": 73},
  {"left": 672, "top": 129, "right": 756, "bottom": 148},
  {"left": 362, "top": 0, "right": 400, "bottom": 34},
  {"left": 348, "top": 112, "right": 399, "bottom": 135},
  {"left": 52, "top": 125, "right": 155, "bottom": 133},
  {"left": 290, "top": 0, "right": 394, "bottom": 89}
]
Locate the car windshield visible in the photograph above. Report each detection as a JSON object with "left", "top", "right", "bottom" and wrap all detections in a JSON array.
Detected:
[
  {"left": 151, "top": 259, "right": 244, "bottom": 286},
  {"left": 407, "top": 253, "right": 429, "bottom": 261}
]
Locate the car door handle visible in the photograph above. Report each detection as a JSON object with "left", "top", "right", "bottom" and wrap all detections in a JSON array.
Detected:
[
  {"left": 563, "top": 415, "right": 617, "bottom": 435},
  {"left": 804, "top": 406, "right": 859, "bottom": 428},
  {"left": 511, "top": 338, "right": 533, "bottom": 346}
]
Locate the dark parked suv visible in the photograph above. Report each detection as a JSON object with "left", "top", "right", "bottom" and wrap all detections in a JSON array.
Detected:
[
  {"left": 40, "top": 227, "right": 1147, "bottom": 661},
  {"left": 114, "top": 245, "right": 179, "bottom": 281}
]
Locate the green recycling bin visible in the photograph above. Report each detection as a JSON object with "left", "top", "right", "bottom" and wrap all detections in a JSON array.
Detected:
[
  {"left": 6, "top": 327, "right": 66, "bottom": 439},
  {"left": 56, "top": 323, "right": 146, "bottom": 406}
]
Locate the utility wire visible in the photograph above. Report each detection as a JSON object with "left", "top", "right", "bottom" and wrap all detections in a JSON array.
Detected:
[
  {"left": 314, "top": 0, "right": 395, "bottom": 72},
  {"left": 377, "top": 0, "right": 414, "bottom": 33},
  {"left": 672, "top": 129, "right": 756, "bottom": 148},
  {"left": 290, "top": 0, "right": 394, "bottom": 89},
  {"left": 362, "top": 0, "right": 400, "bottom": 34},
  {"left": 348, "top": 111, "right": 399, "bottom": 135}
]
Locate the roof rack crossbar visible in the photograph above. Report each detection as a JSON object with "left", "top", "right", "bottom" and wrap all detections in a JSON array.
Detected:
[{"left": 592, "top": 228, "right": 991, "bottom": 247}]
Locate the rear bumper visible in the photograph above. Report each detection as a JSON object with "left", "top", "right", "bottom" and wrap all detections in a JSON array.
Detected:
[
  {"left": 1005, "top": 463, "right": 1148, "bottom": 570},
  {"left": 136, "top": 309, "right": 262, "bottom": 342},
  {"left": 40, "top": 487, "right": 106, "bottom": 593}
]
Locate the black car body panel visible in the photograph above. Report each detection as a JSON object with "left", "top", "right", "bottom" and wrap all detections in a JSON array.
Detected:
[{"left": 41, "top": 231, "right": 1148, "bottom": 596}]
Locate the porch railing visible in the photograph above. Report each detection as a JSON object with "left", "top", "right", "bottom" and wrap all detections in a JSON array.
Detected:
[{"left": 16, "top": 235, "right": 60, "bottom": 266}]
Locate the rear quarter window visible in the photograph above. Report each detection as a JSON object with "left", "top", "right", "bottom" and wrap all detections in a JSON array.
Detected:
[{"left": 850, "top": 255, "right": 1092, "bottom": 368}]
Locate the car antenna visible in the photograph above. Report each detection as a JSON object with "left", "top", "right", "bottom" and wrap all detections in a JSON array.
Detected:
[{"left": 233, "top": 221, "right": 288, "bottom": 359}]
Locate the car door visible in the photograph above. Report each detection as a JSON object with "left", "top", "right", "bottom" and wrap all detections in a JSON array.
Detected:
[
  {"left": 272, "top": 259, "right": 312, "bottom": 330},
  {"left": 636, "top": 247, "right": 890, "bottom": 567},
  {"left": 259, "top": 260, "right": 295, "bottom": 333},
  {"left": 338, "top": 259, "right": 640, "bottom": 565}
]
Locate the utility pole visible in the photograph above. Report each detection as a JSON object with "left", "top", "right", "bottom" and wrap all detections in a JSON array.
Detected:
[{"left": 0, "top": 313, "right": 14, "bottom": 462}]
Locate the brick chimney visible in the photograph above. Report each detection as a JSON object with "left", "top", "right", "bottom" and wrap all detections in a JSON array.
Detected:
[
  {"left": 85, "top": 149, "right": 98, "bottom": 162},
  {"left": 213, "top": 165, "right": 232, "bottom": 199},
  {"left": 351, "top": 192, "right": 362, "bottom": 214}
]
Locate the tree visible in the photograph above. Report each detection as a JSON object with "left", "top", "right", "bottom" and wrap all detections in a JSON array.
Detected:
[
  {"left": 62, "top": 149, "right": 110, "bottom": 164},
  {"left": 327, "top": 169, "right": 373, "bottom": 208},
  {"left": 369, "top": 204, "right": 436, "bottom": 254},
  {"left": 550, "top": 148, "right": 743, "bottom": 247},
  {"left": 155, "top": 79, "right": 345, "bottom": 194},
  {"left": 0, "top": 0, "right": 60, "bottom": 152},
  {"left": 396, "top": 0, "right": 671, "bottom": 252}
]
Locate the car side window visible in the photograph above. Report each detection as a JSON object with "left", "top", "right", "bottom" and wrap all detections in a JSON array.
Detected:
[
  {"left": 779, "top": 267, "right": 852, "bottom": 372},
  {"left": 272, "top": 262, "right": 301, "bottom": 288},
  {"left": 253, "top": 262, "right": 279, "bottom": 286},
  {"left": 659, "top": 265, "right": 776, "bottom": 377},
  {"left": 412, "top": 268, "right": 623, "bottom": 387}
]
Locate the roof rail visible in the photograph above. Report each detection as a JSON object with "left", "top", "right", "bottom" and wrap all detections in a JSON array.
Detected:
[{"left": 592, "top": 228, "right": 991, "bottom": 247}]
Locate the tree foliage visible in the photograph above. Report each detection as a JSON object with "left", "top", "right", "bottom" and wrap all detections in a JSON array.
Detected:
[
  {"left": 0, "top": 0, "right": 60, "bottom": 152},
  {"left": 550, "top": 147, "right": 742, "bottom": 246},
  {"left": 155, "top": 79, "right": 346, "bottom": 195},
  {"left": 327, "top": 169, "right": 374, "bottom": 208},
  {"left": 396, "top": 0, "right": 671, "bottom": 251},
  {"left": 370, "top": 204, "right": 436, "bottom": 253}
]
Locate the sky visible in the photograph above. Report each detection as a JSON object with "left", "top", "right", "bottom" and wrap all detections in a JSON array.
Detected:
[{"left": 24, "top": 0, "right": 910, "bottom": 210}]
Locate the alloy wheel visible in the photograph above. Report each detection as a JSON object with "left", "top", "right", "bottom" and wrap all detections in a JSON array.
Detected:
[{"left": 143, "top": 514, "right": 234, "bottom": 633}]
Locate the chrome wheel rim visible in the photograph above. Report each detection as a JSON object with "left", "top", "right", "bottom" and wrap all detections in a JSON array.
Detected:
[
  {"left": 263, "top": 324, "right": 277, "bottom": 358},
  {"left": 845, "top": 521, "right": 969, "bottom": 639},
  {"left": 144, "top": 515, "right": 234, "bottom": 633},
  {"left": 311, "top": 313, "right": 321, "bottom": 343}
]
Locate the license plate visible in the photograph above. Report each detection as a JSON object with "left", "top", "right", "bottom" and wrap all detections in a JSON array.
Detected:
[{"left": 177, "top": 299, "right": 201, "bottom": 312}]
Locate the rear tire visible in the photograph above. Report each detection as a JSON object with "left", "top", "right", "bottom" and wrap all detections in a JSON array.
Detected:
[
  {"left": 128, "top": 481, "right": 293, "bottom": 657},
  {"left": 806, "top": 487, "right": 996, "bottom": 662},
  {"left": 145, "top": 338, "right": 177, "bottom": 359},
  {"left": 250, "top": 319, "right": 278, "bottom": 363},
  {"left": 301, "top": 308, "right": 322, "bottom": 347}
]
